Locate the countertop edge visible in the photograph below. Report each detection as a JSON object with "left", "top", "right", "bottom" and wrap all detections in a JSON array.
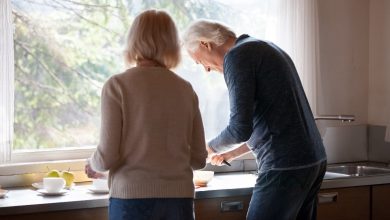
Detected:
[
  {"left": 2, "top": 173, "right": 390, "bottom": 216},
  {"left": 0, "top": 199, "right": 109, "bottom": 216}
]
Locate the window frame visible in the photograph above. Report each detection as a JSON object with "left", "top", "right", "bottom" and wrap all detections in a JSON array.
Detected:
[
  {"left": 0, "top": 0, "right": 97, "bottom": 165},
  {"left": 10, "top": 147, "right": 95, "bottom": 163}
]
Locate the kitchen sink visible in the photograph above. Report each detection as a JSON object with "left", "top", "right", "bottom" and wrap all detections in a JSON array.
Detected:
[
  {"left": 324, "top": 171, "right": 350, "bottom": 179},
  {"left": 251, "top": 163, "right": 390, "bottom": 180},
  {"left": 327, "top": 164, "right": 390, "bottom": 177}
]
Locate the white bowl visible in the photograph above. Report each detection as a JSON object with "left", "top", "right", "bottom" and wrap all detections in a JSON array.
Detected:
[
  {"left": 43, "top": 177, "right": 65, "bottom": 193},
  {"left": 193, "top": 170, "right": 214, "bottom": 187}
]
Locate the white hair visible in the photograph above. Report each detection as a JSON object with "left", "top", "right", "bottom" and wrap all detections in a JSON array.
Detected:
[{"left": 182, "top": 19, "right": 236, "bottom": 52}]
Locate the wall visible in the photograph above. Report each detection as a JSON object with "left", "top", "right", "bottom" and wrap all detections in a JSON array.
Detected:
[
  {"left": 317, "top": 0, "right": 370, "bottom": 162},
  {"left": 317, "top": 0, "right": 369, "bottom": 124},
  {"left": 317, "top": 0, "right": 390, "bottom": 163},
  {"left": 367, "top": 0, "right": 390, "bottom": 162},
  {"left": 368, "top": 0, "right": 390, "bottom": 125}
]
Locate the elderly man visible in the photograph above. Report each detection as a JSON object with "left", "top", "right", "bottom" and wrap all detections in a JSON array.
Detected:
[{"left": 183, "top": 20, "right": 327, "bottom": 220}]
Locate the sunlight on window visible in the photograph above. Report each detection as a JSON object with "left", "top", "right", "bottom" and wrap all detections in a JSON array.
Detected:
[{"left": 11, "top": 0, "right": 268, "bottom": 150}]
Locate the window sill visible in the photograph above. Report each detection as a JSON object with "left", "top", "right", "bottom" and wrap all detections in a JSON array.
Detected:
[
  {"left": 0, "top": 159, "right": 90, "bottom": 188},
  {"left": 9, "top": 146, "right": 95, "bottom": 163}
]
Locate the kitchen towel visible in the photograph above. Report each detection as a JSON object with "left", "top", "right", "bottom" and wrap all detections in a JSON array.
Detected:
[{"left": 385, "top": 125, "right": 390, "bottom": 143}]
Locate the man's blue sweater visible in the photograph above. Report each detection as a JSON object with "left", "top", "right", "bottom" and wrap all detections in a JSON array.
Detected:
[{"left": 208, "top": 34, "right": 326, "bottom": 172}]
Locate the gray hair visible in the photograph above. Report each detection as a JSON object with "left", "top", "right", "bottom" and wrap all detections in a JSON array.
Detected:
[{"left": 182, "top": 19, "right": 236, "bottom": 52}]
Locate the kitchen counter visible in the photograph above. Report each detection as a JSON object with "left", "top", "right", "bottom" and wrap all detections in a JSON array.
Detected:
[
  {"left": 0, "top": 183, "right": 108, "bottom": 216},
  {"left": 2, "top": 171, "right": 390, "bottom": 216}
]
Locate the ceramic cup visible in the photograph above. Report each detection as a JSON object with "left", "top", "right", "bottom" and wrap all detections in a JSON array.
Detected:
[
  {"left": 92, "top": 178, "right": 108, "bottom": 191},
  {"left": 43, "top": 177, "right": 65, "bottom": 193}
]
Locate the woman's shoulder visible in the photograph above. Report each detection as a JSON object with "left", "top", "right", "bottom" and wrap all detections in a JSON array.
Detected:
[
  {"left": 166, "top": 69, "right": 192, "bottom": 85},
  {"left": 105, "top": 67, "right": 192, "bottom": 89},
  {"left": 103, "top": 67, "right": 142, "bottom": 84},
  {"left": 101, "top": 68, "right": 136, "bottom": 91}
]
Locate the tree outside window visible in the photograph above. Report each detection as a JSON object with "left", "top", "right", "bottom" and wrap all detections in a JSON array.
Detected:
[{"left": 11, "top": 0, "right": 269, "bottom": 151}]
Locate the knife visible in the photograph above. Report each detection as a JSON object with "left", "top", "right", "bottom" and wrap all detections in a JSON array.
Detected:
[{"left": 222, "top": 160, "right": 231, "bottom": 166}]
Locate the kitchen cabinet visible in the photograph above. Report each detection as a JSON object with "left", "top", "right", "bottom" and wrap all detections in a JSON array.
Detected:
[
  {"left": 0, "top": 207, "right": 108, "bottom": 220},
  {"left": 372, "top": 184, "right": 390, "bottom": 220},
  {"left": 1, "top": 197, "right": 251, "bottom": 220},
  {"left": 317, "top": 186, "right": 370, "bottom": 220},
  {"left": 195, "top": 195, "right": 251, "bottom": 220},
  {"left": 1, "top": 183, "right": 389, "bottom": 220}
]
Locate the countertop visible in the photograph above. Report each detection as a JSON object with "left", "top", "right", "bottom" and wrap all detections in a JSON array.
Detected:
[{"left": 2, "top": 171, "right": 390, "bottom": 216}]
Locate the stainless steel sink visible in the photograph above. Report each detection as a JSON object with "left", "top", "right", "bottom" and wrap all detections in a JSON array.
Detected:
[
  {"left": 324, "top": 171, "right": 350, "bottom": 179},
  {"left": 327, "top": 164, "right": 390, "bottom": 177},
  {"left": 251, "top": 163, "right": 390, "bottom": 180}
]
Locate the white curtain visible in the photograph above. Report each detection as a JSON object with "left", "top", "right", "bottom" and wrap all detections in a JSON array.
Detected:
[
  {"left": 0, "top": 0, "right": 14, "bottom": 163},
  {"left": 263, "top": 0, "right": 320, "bottom": 114}
]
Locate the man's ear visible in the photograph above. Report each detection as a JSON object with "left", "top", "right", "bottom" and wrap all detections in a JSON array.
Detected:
[{"left": 200, "top": 41, "right": 212, "bottom": 51}]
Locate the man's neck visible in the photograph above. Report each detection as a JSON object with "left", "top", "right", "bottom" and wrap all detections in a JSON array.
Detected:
[
  {"left": 219, "top": 37, "right": 236, "bottom": 57},
  {"left": 215, "top": 37, "right": 237, "bottom": 69}
]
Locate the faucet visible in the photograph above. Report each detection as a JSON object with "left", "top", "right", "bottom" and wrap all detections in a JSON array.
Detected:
[{"left": 314, "top": 115, "right": 355, "bottom": 122}]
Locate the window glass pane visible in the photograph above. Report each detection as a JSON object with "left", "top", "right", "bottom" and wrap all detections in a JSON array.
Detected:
[{"left": 11, "top": 0, "right": 268, "bottom": 150}]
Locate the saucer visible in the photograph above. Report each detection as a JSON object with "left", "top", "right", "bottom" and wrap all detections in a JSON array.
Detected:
[
  {"left": 32, "top": 182, "right": 44, "bottom": 189},
  {"left": 33, "top": 182, "right": 75, "bottom": 189},
  {"left": 88, "top": 187, "right": 109, "bottom": 194},
  {"left": 37, "top": 189, "right": 67, "bottom": 196},
  {"left": 0, "top": 189, "right": 8, "bottom": 198}
]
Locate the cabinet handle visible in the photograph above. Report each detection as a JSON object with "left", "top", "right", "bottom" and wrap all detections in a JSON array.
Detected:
[
  {"left": 220, "top": 201, "right": 244, "bottom": 212},
  {"left": 318, "top": 192, "right": 338, "bottom": 204}
]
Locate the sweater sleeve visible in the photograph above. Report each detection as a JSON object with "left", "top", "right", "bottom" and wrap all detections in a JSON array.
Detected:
[
  {"left": 190, "top": 90, "right": 208, "bottom": 170},
  {"left": 90, "top": 77, "right": 123, "bottom": 172},
  {"left": 208, "top": 50, "right": 255, "bottom": 153}
]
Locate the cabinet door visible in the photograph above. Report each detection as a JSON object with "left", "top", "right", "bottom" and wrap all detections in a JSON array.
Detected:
[
  {"left": 0, "top": 208, "right": 108, "bottom": 220},
  {"left": 372, "top": 184, "right": 390, "bottom": 220},
  {"left": 317, "top": 186, "right": 370, "bottom": 220},
  {"left": 195, "top": 196, "right": 251, "bottom": 220}
]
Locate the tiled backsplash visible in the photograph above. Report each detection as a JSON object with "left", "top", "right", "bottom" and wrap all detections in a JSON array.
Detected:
[
  {"left": 209, "top": 124, "right": 376, "bottom": 172},
  {"left": 322, "top": 125, "right": 368, "bottom": 164},
  {"left": 368, "top": 125, "right": 390, "bottom": 163},
  {"left": 3, "top": 125, "right": 389, "bottom": 187}
]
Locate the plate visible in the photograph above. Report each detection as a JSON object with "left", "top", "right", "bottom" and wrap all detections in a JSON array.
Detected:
[
  {"left": 0, "top": 189, "right": 8, "bottom": 198},
  {"left": 88, "top": 187, "right": 109, "bottom": 194},
  {"left": 32, "top": 182, "right": 75, "bottom": 190},
  {"left": 37, "top": 189, "right": 67, "bottom": 196},
  {"left": 32, "top": 182, "right": 44, "bottom": 189}
]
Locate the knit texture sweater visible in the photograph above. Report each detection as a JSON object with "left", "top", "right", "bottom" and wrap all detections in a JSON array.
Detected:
[
  {"left": 90, "top": 66, "right": 207, "bottom": 199},
  {"left": 208, "top": 35, "right": 326, "bottom": 172}
]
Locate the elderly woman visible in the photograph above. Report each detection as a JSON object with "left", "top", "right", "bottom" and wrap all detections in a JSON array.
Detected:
[{"left": 86, "top": 10, "right": 207, "bottom": 220}]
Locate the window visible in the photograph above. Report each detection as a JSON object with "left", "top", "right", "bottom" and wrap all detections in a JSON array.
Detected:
[{"left": 1, "top": 0, "right": 319, "bottom": 164}]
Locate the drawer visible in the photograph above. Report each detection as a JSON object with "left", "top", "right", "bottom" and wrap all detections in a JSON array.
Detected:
[{"left": 195, "top": 196, "right": 251, "bottom": 220}]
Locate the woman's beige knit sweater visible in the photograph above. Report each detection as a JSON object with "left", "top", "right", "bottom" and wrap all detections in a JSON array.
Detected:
[{"left": 90, "top": 66, "right": 207, "bottom": 199}]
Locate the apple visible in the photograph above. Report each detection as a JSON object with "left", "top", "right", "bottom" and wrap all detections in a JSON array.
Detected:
[
  {"left": 45, "top": 169, "right": 61, "bottom": 178},
  {"left": 61, "top": 170, "right": 75, "bottom": 187}
]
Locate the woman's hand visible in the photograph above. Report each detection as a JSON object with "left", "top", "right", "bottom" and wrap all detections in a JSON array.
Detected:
[{"left": 85, "top": 160, "right": 107, "bottom": 179}]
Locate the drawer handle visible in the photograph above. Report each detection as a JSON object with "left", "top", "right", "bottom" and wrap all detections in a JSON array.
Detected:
[
  {"left": 318, "top": 192, "right": 338, "bottom": 204},
  {"left": 220, "top": 201, "right": 244, "bottom": 212}
]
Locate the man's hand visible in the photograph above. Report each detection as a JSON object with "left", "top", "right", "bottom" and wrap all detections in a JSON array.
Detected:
[
  {"left": 208, "top": 143, "right": 251, "bottom": 166},
  {"left": 209, "top": 152, "right": 233, "bottom": 166},
  {"left": 206, "top": 145, "right": 215, "bottom": 163}
]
